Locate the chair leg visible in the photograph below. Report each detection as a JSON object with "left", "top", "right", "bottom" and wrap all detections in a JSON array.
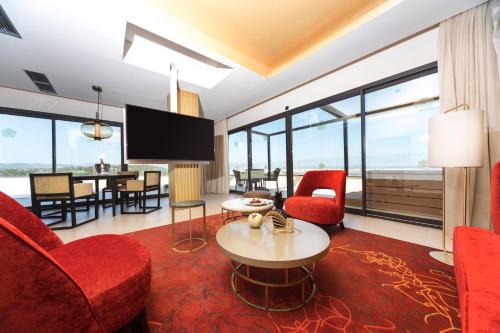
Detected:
[
  {"left": 128, "top": 309, "right": 149, "bottom": 333},
  {"left": 62, "top": 200, "right": 67, "bottom": 221},
  {"left": 70, "top": 199, "right": 77, "bottom": 228},
  {"left": 157, "top": 188, "right": 161, "bottom": 208},
  {"left": 120, "top": 193, "right": 125, "bottom": 213},
  {"left": 143, "top": 191, "right": 146, "bottom": 213},
  {"left": 340, "top": 221, "right": 345, "bottom": 230}
]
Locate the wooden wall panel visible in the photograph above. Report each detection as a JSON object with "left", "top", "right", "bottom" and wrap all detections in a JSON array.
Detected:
[{"left": 168, "top": 89, "right": 201, "bottom": 204}]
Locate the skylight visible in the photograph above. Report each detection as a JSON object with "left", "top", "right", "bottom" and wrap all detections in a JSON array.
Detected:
[{"left": 123, "top": 23, "right": 233, "bottom": 89}]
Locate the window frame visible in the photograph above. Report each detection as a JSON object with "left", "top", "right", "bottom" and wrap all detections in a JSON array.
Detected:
[
  {"left": 228, "top": 61, "right": 441, "bottom": 228},
  {"left": 0, "top": 106, "right": 125, "bottom": 172}
]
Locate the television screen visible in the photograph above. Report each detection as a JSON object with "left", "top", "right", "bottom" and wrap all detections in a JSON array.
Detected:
[{"left": 125, "top": 104, "right": 214, "bottom": 162}]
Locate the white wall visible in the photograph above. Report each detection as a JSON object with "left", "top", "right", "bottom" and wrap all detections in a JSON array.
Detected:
[
  {"left": 0, "top": 86, "right": 123, "bottom": 122},
  {"left": 228, "top": 29, "right": 439, "bottom": 130}
]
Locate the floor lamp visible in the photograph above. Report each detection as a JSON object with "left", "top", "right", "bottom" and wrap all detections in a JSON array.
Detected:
[{"left": 427, "top": 106, "right": 484, "bottom": 266}]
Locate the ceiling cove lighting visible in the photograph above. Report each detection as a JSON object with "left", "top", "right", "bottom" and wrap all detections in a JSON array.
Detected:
[
  {"left": 122, "top": 23, "right": 233, "bottom": 89},
  {"left": 80, "top": 85, "right": 113, "bottom": 141}
]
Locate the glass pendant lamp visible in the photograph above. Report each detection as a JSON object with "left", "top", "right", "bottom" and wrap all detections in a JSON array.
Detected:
[{"left": 80, "top": 85, "right": 113, "bottom": 140}]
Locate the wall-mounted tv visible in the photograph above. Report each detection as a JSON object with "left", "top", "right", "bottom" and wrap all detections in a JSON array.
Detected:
[{"left": 125, "top": 104, "right": 214, "bottom": 163}]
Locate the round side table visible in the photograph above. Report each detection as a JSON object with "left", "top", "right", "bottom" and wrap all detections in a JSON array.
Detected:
[
  {"left": 170, "top": 200, "right": 207, "bottom": 253},
  {"left": 221, "top": 198, "right": 274, "bottom": 224}
]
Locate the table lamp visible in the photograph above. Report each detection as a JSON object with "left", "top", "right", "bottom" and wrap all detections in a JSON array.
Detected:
[{"left": 428, "top": 106, "right": 484, "bottom": 266}]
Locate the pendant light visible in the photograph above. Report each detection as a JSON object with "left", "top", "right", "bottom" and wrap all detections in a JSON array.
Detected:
[{"left": 80, "top": 85, "right": 113, "bottom": 140}]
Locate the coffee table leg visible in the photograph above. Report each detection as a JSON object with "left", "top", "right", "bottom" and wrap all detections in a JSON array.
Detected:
[
  {"left": 171, "top": 208, "right": 175, "bottom": 249},
  {"left": 265, "top": 286, "right": 269, "bottom": 310},
  {"left": 203, "top": 204, "right": 207, "bottom": 241},
  {"left": 189, "top": 208, "right": 192, "bottom": 251},
  {"left": 301, "top": 282, "right": 305, "bottom": 304}
]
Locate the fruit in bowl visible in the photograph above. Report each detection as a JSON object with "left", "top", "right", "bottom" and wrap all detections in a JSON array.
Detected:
[
  {"left": 249, "top": 198, "right": 262, "bottom": 204},
  {"left": 248, "top": 213, "right": 264, "bottom": 228}
]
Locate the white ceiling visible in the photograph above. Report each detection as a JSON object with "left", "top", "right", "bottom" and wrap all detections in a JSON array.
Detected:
[{"left": 0, "top": 0, "right": 486, "bottom": 121}]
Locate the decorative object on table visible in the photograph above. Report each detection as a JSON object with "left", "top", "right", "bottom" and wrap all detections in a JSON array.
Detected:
[
  {"left": 263, "top": 211, "right": 296, "bottom": 233},
  {"left": 247, "top": 212, "right": 263, "bottom": 228},
  {"left": 245, "top": 198, "right": 268, "bottom": 206},
  {"left": 272, "top": 190, "right": 287, "bottom": 226},
  {"left": 94, "top": 158, "right": 111, "bottom": 174},
  {"left": 427, "top": 105, "right": 484, "bottom": 266},
  {"left": 80, "top": 85, "right": 113, "bottom": 140}
]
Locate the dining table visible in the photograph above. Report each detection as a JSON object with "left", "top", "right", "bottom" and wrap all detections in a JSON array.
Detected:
[{"left": 73, "top": 173, "right": 137, "bottom": 217}]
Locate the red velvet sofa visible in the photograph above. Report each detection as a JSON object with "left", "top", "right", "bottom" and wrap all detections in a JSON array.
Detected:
[
  {"left": 0, "top": 191, "right": 152, "bottom": 333},
  {"left": 454, "top": 162, "right": 500, "bottom": 332},
  {"left": 285, "top": 170, "right": 346, "bottom": 231}
]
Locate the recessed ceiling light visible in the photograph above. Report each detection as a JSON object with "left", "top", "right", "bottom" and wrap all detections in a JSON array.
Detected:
[{"left": 123, "top": 23, "right": 233, "bottom": 89}]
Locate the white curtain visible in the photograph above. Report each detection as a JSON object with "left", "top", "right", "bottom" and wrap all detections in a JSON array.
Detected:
[
  {"left": 438, "top": 0, "right": 500, "bottom": 251},
  {"left": 201, "top": 119, "right": 230, "bottom": 194}
]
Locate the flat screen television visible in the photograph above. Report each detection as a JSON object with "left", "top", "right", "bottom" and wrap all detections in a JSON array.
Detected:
[{"left": 125, "top": 104, "right": 214, "bottom": 163}]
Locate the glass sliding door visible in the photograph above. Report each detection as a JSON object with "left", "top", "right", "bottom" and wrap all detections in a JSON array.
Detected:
[
  {"left": 0, "top": 114, "right": 52, "bottom": 206},
  {"left": 228, "top": 130, "right": 248, "bottom": 192},
  {"left": 364, "top": 72, "right": 442, "bottom": 222},
  {"left": 250, "top": 118, "right": 287, "bottom": 196},
  {"left": 291, "top": 108, "right": 344, "bottom": 192},
  {"left": 329, "top": 95, "right": 362, "bottom": 210}
]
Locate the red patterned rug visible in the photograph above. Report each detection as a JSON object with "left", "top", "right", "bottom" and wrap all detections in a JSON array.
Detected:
[{"left": 128, "top": 214, "right": 460, "bottom": 333}]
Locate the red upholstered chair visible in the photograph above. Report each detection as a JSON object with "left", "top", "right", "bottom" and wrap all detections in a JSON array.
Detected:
[
  {"left": 0, "top": 191, "right": 151, "bottom": 333},
  {"left": 453, "top": 162, "right": 500, "bottom": 332},
  {"left": 285, "top": 170, "right": 346, "bottom": 231}
]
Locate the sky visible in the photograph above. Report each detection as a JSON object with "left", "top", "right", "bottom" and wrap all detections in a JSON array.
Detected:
[
  {"left": 0, "top": 115, "right": 121, "bottom": 166},
  {"left": 229, "top": 73, "right": 440, "bottom": 172}
]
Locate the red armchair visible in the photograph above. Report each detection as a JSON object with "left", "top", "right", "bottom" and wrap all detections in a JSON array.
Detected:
[
  {"left": 0, "top": 191, "right": 151, "bottom": 333},
  {"left": 453, "top": 162, "right": 500, "bottom": 332},
  {"left": 285, "top": 170, "right": 346, "bottom": 231}
]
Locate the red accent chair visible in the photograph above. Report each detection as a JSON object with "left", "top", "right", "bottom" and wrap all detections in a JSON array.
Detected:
[
  {"left": 0, "top": 191, "right": 151, "bottom": 333},
  {"left": 454, "top": 162, "right": 500, "bottom": 332},
  {"left": 285, "top": 170, "right": 346, "bottom": 231}
]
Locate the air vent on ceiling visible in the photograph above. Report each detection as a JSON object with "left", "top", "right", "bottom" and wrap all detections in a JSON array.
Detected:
[
  {"left": 24, "top": 70, "right": 57, "bottom": 95},
  {"left": 0, "top": 5, "right": 21, "bottom": 38}
]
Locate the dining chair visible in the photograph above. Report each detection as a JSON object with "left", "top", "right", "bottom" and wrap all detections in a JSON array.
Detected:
[
  {"left": 120, "top": 171, "right": 161, "bottom": 214},
  {"left": 29, "top": 173, "right": 98, "bottom": 229},
  {"left": 102, "top": 170, "right": 139, "bottom": 209}
]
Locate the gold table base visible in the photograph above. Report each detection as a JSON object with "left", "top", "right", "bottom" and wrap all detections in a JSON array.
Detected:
[
  {"left": 230, "top": 261, "right": 316, "bottom": 312},
  {"left": 171, "top": 202, "right": 207, "bottom": 253}
]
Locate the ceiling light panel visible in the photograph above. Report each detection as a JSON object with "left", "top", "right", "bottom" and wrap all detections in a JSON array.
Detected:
[{"left": 123, "top": 23, "right": 233, "bottom": 89}]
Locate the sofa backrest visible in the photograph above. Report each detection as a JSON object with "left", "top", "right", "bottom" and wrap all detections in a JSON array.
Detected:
[
  {"left": 492, "top": 162, "right": 500, "bottom": 234},
  {"left": 0, "top": 217, "right": 105, "bottom": 333},
  {"left": 0, "top": 191, "right": 63, "bottom": 251}
]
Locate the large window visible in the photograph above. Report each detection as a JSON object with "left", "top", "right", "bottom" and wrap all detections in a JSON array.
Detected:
[
  {"left": 251, "top": 118, "right": 287, "bottom": 195},
  {"left": 229, "top": 131, "right": 248, "bottom": 192},
  {"left": 227, "top": 62, "right": 442, "bottom": 227},
  {"left": 292, "top": 108, "right": 344, "bottom": 191},
  {"left": 365, "top": 73, "right": 441, "bottom": 220},
  {"left": 56, "top": 120, "right": 122, "bottom": 175},
  {"left": 0, "top": 108, "right": 125, "bottom": 206},
  {"left": 0, "top": 114, "right": 52, "bottom": 205}
]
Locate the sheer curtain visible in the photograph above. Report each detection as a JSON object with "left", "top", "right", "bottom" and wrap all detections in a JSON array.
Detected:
[
  {"left": 439, "top": 0, "right": 500, "bottom": 251},
  {"left": 201, "top": 119, "right": 230, "bottom": 194}
]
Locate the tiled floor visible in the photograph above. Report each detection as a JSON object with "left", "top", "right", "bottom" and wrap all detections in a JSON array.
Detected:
[{"left": 54, "top": 193, "right": 442, "bottom": 250}]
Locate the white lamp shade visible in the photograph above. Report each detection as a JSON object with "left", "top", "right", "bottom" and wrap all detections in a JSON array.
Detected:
[{"left": 428, "top": 110, "right": 484, "bottom": 167}]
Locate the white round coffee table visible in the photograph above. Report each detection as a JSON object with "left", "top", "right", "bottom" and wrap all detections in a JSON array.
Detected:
[
  {"left": 220, "top": 198, "right": 274, "bottom": 224},
  {"left": 216, "top": 219, "right": 330, "bottom": 311}
]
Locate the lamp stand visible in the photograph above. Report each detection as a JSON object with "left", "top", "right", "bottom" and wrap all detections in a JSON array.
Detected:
[{"left": 429, "top": 168, "right": 454, "bottom": 266}]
